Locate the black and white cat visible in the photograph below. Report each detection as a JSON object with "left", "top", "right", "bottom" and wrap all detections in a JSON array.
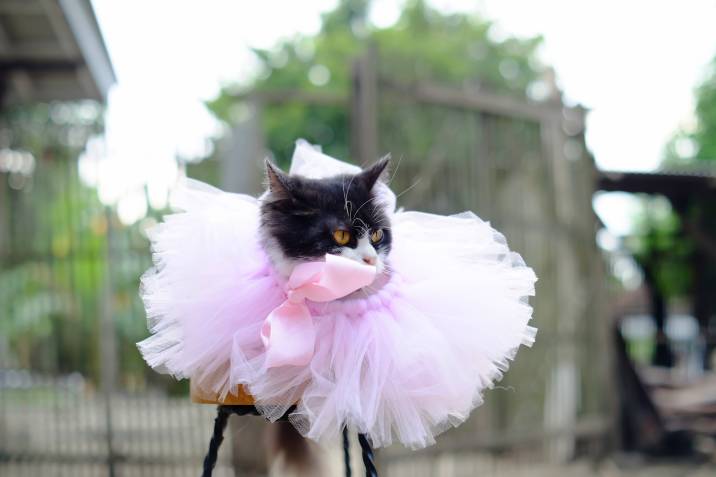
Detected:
[
  {"left": 260, "top": 158, "right": 392, "bottom": 279},
  {"left": 259, "top": 158, "right": 392, "bottom": 474},
  {"left": 139, "top": 145, "right": 537, "bottom": 473}
]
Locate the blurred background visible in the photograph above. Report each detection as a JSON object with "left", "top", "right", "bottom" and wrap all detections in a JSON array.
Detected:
[{"left": 1, "top": 0, "right": 715, "bottom": 475}]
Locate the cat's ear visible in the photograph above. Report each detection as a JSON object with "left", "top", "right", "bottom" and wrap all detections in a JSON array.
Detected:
[
  {"left": 359, "top": 155, "right": 390, "bottom": 190},
  {"left": 265, "top": 160, "right": 292, "bottom": 198}
]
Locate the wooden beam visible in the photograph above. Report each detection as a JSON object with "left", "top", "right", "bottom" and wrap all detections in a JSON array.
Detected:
[
  {"left": 382, "top": 417, "right": 609, "bottom": 461},
  {"left": 351, "top": 46, "right": 379, "bottom": 165},
  {"left": 0, "top": 58, "right": 81, "bottom": 72},
  {"left": 0, "top": 1, "right": 45, "bottom": 15},
  {"left": 380, "top": 77, "right": 562, "bottom": 123},
  {"left": 39, "top": 0, "right": 79, "bottom": 57},
  {"left": 0, "top": 43, "right": 79, "bottom": 61},
  {"left": 57, "top": 0, "right": 116, "bottom": 98},
  {"left": 230, "top": 89, "right": 347, "bottom": 106},
  {"left": 598, "top": 170, "right": 716, "bottom": 198}
]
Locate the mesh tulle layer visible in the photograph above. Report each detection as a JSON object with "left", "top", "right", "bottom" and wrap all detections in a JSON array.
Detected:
[{"left": 137, "top": 179, "right": 537, "bottom": 449}]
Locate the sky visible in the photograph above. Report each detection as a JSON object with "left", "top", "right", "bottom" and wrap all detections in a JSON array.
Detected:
[{"left": 86, "top": 0, "right": 716, "bottom": 232}]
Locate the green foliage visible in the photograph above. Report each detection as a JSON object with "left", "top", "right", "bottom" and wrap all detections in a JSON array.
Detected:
[
  {"left": 663, "top": 55, "right": 716, "bottom": 165},
  {"left": 206, "top": 0, "right": 544, "bottom": 167},
  {"left": 374, "top": 3, "right": 542, "bottom": 93},
  {"left": 0, "top": 103, "right": 106, "bottom": 374},
  {"left": 626, "top": 197, "right": 693, "bottom": 298},
  {"left": 634, "top": 52, "right": 716, "bottom": 301},
  {"left": 0, "top": 101, "right": 154, "bottom": 389},
  {"left": 693, "top": 60, "right": 716, "bottom": 161}
]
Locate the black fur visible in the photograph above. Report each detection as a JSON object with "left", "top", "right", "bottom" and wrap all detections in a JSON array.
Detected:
[{"left": 260, "top": 159, "right": 392, "bottom": 261}]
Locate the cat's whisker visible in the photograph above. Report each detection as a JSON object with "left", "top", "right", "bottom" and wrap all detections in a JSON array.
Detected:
[
  {"left": 386, "top": 153, "right": 403, "bottom": 186},
  {"left": 372, "top": 221, "right": 392, "bottom": 232},
  {"left": 394, "top": 178, "right": 422, "bottom": 200},
  {"left": 352, "top": 217, "right": 369, "bottom": 235},
  {"left": 351, "top": 194, "right": 384, "bottom": 221},
  {"left": 370, "top": 203, "right": 390, "bottom": 223},
  {"left": 262, "top": 166, "right": 392, "bottom": 282},
  {"left": 373, "top": 216, "right": 392, "bottom": 228},
  {"left": 342, "top": 175, "right": 357, "bottom": 219}
]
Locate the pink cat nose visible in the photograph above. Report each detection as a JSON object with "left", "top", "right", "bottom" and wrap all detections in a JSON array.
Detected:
[{"left": 363, "top": 256, "right": 377, "bottom": 266}]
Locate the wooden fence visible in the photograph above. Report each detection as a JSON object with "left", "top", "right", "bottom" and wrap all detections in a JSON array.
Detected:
[
  {"left": 218, "top": 48, "right": 613, "bottom": 467},
  {"left": 0, "top": 47, "right": 613, "bottom": 475}
]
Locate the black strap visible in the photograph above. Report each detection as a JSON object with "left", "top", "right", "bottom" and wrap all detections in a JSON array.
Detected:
[
  {"left": 201, "top": 406, "right": 229, "bottom": 477},
  {"left": 343, "top": 426, "right": 352, "bottom": 477},
  {"left": 200, "top": 405, "right": 377, "bottom": 476},
  {"left": 358, "top": 433, "right": 378, "bottom": 477}
]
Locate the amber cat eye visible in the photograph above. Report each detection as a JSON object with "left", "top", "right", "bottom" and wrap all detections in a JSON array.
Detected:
[
  {"left": 333, "top": 229, "right": 351, "bottom": 245},
  {"left": 370, "top": 229, "right": 384, "bottom": 243}
]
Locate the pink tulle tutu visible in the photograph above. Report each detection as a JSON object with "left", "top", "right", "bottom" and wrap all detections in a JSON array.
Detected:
[{"left": 138, "top": 141, "right": 537, "bottom": 449}]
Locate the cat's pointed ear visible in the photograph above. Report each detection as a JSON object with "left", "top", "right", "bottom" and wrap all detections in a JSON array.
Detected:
[
  {"left": 265, "top": 160, "right": 291, "bottom": 198},
  {"left": 359, "top": 155, "right": 390, "bottom": 190}
]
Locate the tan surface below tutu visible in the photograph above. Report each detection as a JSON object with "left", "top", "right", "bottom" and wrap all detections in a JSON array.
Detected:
[{"left": 190, "top": 381, "right": 256, "bottom": 405}]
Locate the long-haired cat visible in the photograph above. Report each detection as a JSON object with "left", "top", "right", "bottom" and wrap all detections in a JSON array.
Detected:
[
  {"left": 260, "top": 157, "right": 391, "bottom": 278},
  {"left": 259, "top": 157, "right": 390, "bottom": 474}
]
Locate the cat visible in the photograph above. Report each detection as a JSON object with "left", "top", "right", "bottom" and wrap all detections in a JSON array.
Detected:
[
  {"left": 258, "top": 157, "right": 391, "bottom": 475},
  {"left": 260, "top": 157, "right": 392, "bottom": 279}
]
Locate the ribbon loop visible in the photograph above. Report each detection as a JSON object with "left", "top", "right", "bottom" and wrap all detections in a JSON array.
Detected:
[{"left": 261, "top": 254, "right": 376, "bottom": 368}]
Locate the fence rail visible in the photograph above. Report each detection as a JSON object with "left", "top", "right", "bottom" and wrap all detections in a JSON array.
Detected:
[
  {"left": 1, "top": 47, "right": 610, "bottom": 475},
  {"left": 0, "top": 373, "right": 235, "bottom": 476}
]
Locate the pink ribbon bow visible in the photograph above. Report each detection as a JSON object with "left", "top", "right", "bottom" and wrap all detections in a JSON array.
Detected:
[{"left": 261, "top": 254, "right": 377, "bottom": 368}]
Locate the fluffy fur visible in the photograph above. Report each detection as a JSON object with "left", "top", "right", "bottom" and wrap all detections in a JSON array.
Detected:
[
  {"left": 259, "top": 158, "right": 392, "bottom": 278},
  {"left": 258, "top": 158, "right": 392, "bottom": 473},
  {"left": 137, "top": 143, "right": 537, "bottom": 460}
]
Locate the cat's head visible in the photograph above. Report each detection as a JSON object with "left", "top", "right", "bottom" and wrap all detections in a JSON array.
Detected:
[{"left": 259, "top": 158, "right": 392, "bottom": 278}]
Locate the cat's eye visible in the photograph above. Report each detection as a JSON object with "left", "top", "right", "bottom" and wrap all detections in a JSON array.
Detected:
[
  {"left": 370, "top": 229, "right": 384, "bottom": 244},
  {"left": 333, "top": 229, "right": 351, "bottom": 245}
]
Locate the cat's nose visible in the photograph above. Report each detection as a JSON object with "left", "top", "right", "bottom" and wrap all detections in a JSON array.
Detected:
[{"left": 362, "top": 256, "right": 377, "bottom": 266}]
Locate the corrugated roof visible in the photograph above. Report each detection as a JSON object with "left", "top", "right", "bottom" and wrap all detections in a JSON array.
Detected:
[{"left": 0, "top": 0, "right": 115, "bottom": 103}]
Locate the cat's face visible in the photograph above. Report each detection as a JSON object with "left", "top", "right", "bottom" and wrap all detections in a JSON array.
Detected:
[{"left": 259, "top": 159, "right": 392, "bottom": 278}]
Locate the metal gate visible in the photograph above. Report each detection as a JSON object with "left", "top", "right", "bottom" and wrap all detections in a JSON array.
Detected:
[{"left": 0, "top": 108, "right": 234, "bottom": 476}]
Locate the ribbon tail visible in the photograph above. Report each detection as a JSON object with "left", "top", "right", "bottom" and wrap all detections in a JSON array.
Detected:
[{"left": 261, "top": 301, "right": 316, "bottom": 368}]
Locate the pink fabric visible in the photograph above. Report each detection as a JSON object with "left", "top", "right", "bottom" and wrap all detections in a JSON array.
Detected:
[
  {"left": 137, "top": 175, "right": 537, "bottom": 450},
  {"left": 260, "top": 254, "right": 376, "bottom": 368}
]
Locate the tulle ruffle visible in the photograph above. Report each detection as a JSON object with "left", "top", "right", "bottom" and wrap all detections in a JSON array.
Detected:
[{"left": 138, "top": 178, "right": 536, "bottom": 449}]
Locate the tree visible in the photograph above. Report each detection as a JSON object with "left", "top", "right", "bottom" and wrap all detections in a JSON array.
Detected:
[
  {"left": 629, "top": 52, "right": 716, "bottom": 366},
  {"left": 0, "top": 102, "right": 106, "bottom": 374},
  {"left": 206, "top": 0, "right": 545, "bottom": 168},
  {"left": 0, "top": 102, "right": 158, "bottom": 388},
  {"left": 692, "top": 60, "right": 716, "bottom": 161}
]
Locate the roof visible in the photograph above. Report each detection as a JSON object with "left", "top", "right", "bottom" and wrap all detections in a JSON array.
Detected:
[
  {"left": 598, "top": 166, "right": 716, "bottom": 203},
  {"left": 0, "top": 0, "right": 115, "bottom": 103}
]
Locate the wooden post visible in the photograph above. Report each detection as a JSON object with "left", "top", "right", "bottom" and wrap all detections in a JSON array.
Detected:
[
  {"left": 0, "top": 69, "right": 10, "bottom": 255},
  {"left": 216, "top": 98, "right": 270, "bottom": 476},
  {"left": 351, "top": 46, "right": 379, "bottom": 166},
  {"left": 0, "top": 172, "right": 7, "bottom": 255},
  {"left": 689, "top": 206, "right": 714, "bottom": 369},
  {"left": 221, "top": 99, "right": 266, "bottom": 195},
  {"left": 100, "top": 206, "right": 117, "bottom": 477},
  {"left": 541, "top": 110, "right": 579, "bottom": 463}
]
